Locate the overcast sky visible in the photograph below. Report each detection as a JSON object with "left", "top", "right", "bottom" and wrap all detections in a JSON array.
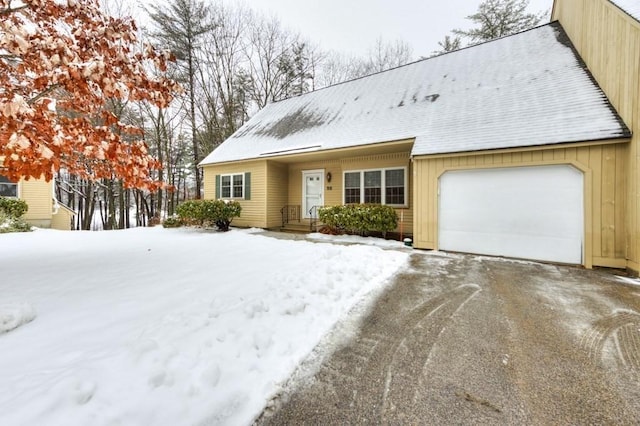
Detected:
[{"left": 236, "top": 0, "right": 554, "bottom": 57}]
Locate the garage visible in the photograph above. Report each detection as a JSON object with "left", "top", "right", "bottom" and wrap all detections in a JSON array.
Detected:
[{"left": 438, "top": 165, "right": 584, "bottom": 264}]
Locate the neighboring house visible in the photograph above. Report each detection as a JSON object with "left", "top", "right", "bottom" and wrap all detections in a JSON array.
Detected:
[
  {"left": 200, "top": 0, "right": 640, "bottom": 271},
  {"left": 0, "top": 172, "right": 74, "bottom": 230}
]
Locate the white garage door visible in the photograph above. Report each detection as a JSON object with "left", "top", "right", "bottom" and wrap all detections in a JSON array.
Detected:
[{"left": 438, "top": 165, "right": 583, "bottom": 264}]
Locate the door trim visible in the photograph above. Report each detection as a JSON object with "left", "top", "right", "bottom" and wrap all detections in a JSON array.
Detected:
[{"left": 302, "top": 169, "right": 324, "bottom": 219}]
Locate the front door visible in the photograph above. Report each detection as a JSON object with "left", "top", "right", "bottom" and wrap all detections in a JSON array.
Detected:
[{"left": 302, "top": 170, "right": 324, "bottom": 218}]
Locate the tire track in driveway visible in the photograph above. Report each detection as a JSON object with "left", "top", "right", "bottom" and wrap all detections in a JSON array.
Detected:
[
  {"left": 580, "top": 311, "right": 640, "bottom": 371},
  {"left": 305, "top": 283, "right": 481, "bottom": 419},
  {"left": 258, "top": 253, "right": 481, "bottom": 424},
  {"left": 379, "top": 284, "right": 480, "bottom": 422}
]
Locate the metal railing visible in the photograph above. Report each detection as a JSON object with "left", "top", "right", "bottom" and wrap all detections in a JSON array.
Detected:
[
  {"left": 280, "top": 205, "right": 301, "bottom": 227},
  {"left": 309, "top": 205, "right": 321, "bottom": 232}
]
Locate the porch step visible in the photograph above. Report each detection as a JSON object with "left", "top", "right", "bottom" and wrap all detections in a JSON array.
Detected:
[{"left": 280, "top": 222, "right": 314, "bottom": 233}]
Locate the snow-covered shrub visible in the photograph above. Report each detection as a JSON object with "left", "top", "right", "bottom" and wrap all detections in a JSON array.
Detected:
[
  {"left": 318, "top": 204, "right": 398, "bottom": 236},
  {"left": 0, "top": 302, "right": 36, "bottom": 333},
  {"left": 0, "top": 197, "right": 28, "bottom": 218},
  {"left": 0, "top": 210, "right": 32, "bottom": 233},
  {"left": 176, "top": 200, "right": 241, "bottom": 231},
  {"left": 162, "top": 216, "right": 183, "bottom": 228}
]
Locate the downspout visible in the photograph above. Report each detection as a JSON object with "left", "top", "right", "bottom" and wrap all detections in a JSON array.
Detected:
[{"left": 52, "top": 175, "right": 60, "bottom": 215}]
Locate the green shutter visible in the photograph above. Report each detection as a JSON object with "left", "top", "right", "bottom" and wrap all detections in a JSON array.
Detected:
[
  {"left": 215, "top": 175, "right": 221, "bottom": 199},
  {"left": 244, "top": 172, "right": 251, "bottom": 200}
]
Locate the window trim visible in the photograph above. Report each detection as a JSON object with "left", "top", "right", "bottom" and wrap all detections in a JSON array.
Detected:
[
  {"left": 0, "top": 173, "right": 19, "bottom": 198},
  {"left": 342, "top": 167, "right": 407, "bottom": 207},
  {"left": 220, "top": 173, "right": 245, "bottom": 199}
]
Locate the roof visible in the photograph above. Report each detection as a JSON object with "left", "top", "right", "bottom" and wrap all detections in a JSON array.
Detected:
[
  {"left": 200, "top": 22, "right": 630, "bottom": 165},
  {"left": 610, "top": 0, "right": 640, "bottom": 21}
]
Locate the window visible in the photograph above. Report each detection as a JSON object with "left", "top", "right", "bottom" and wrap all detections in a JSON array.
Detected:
[
  {"left": 221, "top": 175, "right": 232, "bottom": 198},
  {"left": 344, "top": 172, "right": 360, "bottom": 204},
  {"left": 343, "top": 168, "right": 406, "bottom": 206},
  {"left": 364, "top": 171, "right": 381, "bottom": 204},
  {"left": 0, "top": 174, "right": 17, "bottom": 197},
  {"left": 385, "top": 169, "right": 405, "bottom": 205},
  {"left": 232, "top": 174, "right": 243, "bottom": 198},
  {"left": 219, "top": 173, "right": 248, "bottom": 199}
]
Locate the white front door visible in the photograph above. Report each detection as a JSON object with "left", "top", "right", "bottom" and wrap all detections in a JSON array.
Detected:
[{"left": 302, "top": 170, "right": 324, "bottom": 218}]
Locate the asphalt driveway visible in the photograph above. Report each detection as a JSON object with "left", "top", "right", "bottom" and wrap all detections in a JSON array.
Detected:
[{"left": 256, "top": 251, "right": 640, "bottom": 425}]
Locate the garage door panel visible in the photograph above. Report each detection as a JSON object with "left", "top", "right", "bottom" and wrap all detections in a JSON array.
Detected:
[{"left": 439, "top": 165, "right": 583, "bottom": 264}]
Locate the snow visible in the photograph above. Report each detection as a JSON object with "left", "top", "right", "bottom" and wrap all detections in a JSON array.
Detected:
[
  {"left": 307, "top": 232, "right": 407, "bottom": 248},
  {"left": 0, "top": 227, "right": 407, "bottom": 426},
  {"left": 200, "top": 23, "right": 628, "bottom": 166},
  {"left": 616, "top": 275, "right": 640, "bottom": 287}
]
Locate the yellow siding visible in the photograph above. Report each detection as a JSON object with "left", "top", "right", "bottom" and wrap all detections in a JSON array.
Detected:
[
  {"left": 202, "top": 161, "right": 267, "bottom": 228},
  {"left": 413, "top": 143, "right": 627, "bottom": 268},
  {"left": 288, "top": 159, "right": 342, "bottom": 208},
  {"left": 286, "top": 151, "right": 414, "bottom": 234},
  {"left": 266, "top": 161, "right": 289, "bottom": 228},
  {"left": 20, "top": 178, "right": 53, "bottom": 227},
  {"left": 51, "top": 204, "right": 74, "bottom": 231},
  {"left": 553, "top": 0, "right": 640, "bottom": 269}
]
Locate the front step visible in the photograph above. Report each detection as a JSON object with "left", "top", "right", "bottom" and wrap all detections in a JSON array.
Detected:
[{"left": 280, "top": 222, "right": 313, "bottom": 233}]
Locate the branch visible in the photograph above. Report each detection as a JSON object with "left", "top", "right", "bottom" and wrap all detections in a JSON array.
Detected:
[
  {"left": 27, "top": 84, "right": 61, "bottom": 105},
  {"left": 0, "top": 2, "right": 29, "bottom": 16}
]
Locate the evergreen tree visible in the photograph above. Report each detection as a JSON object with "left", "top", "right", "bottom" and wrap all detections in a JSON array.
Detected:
[
  {"left": 147, "top": 0, "right": 215, "bottom": 199},
  {"left": 453, "top": 0, "right": 546, "bottom": 44}
]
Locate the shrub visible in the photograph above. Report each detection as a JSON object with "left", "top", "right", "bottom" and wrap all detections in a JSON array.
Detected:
[
  {"left": 162, "top": 216, "right": 183, "bottom": 228},
  {"left": 176, "top": 200, "right": 204, "bottom": 226},
  {"left": 148, "top": 216, "right": 162, "bottom": 227},
  {"left": 176, "top": 199, "right": 242, "bottom": 231},
  {"left": 318, "top": 204, "right": 398, "bottom": 236},
  {"left": 0, "top": 197, "right": 28, "bottom": 218},
  {"left": 210, "top": 200, "right": 242, "bottom": 232},
  {"left": 0, "top": 211, "right": 32, "bottom": 233}
]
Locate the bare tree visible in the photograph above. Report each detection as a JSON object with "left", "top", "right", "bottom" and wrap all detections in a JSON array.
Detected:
[
  {"left": 315, "top": 38, "right": 413, "bottom": 88},
  {"left": 197, "top": 3, "right": 252, "bottom": 154},
  {"left": 243, "top": 14, "right": 301, "bottom": 108},
  {"left": 364, "top": 38, "right": 413, "bottom": 73}
]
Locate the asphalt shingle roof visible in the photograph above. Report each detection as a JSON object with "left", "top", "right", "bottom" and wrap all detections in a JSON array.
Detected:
[{"left": 200, "top": 22, "right": 630, "bottom": 165}]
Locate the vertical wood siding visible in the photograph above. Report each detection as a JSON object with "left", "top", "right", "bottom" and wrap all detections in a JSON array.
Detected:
[
  {"left": 413, "top": 143, "right": 627, "bottom": 268},
  {"left": 202, "top": 161, "right": 267, "bottom": 228},
  {"left": 553, "top": 0, "right": 640, "bottom": 269}
]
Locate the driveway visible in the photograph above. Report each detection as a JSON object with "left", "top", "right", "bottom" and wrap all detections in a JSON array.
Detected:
[{"left": 256, "top": 251, "right": 640, "bottom": 425}]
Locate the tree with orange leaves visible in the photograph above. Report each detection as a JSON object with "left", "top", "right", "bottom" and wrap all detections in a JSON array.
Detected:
[{"left": 0, "top": 0, "right": 180, "bottom": 190}]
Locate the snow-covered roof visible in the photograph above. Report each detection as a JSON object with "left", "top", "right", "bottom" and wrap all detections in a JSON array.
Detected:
[
  {"left": 610, "top": 0, "right": 640, "bottom": 22},
  {"left": 200, "top": 22, "right": 630, "bottom": 165}
]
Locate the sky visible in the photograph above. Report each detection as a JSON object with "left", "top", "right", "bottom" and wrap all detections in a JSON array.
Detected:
[{"left": 237, "top": 0, "right": 555, "bottom": 57}]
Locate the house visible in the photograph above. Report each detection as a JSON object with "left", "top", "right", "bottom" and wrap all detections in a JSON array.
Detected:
[
  {"left": 0, "top": 172, "right": 74, "bottom": 230},
  {"left": 549, "top": 0, "right": 640, "bottom": 269},
  {"left": 200, "top": 0, "right": 640, "bottom": 271}
]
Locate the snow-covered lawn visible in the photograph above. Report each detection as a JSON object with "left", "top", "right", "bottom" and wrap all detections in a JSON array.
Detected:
[{"left": 0, "top": 227, "right": 407, "bottom": 426}]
